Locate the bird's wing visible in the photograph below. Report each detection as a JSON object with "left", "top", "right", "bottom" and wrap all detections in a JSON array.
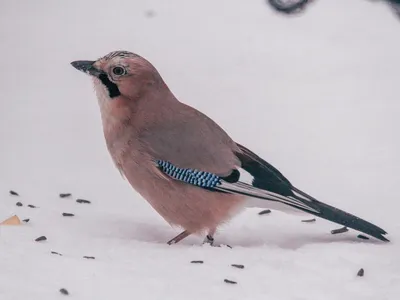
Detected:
[
  {"left": 234, "top": 143, "right": 389, "bottom": 241},
  {"left": 153, "top": 142, "right": 389, "bottom": 242},
  {"left": 138, "top": 102, "right": 241, "bottom": 176}
]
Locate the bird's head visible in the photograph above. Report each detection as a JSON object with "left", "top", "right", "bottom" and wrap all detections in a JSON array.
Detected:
[{"left": 71, "top": 51, "right": 166, "bottom": 103}]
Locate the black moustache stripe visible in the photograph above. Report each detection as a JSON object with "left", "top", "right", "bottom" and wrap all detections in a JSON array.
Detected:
[{"left": 98, "top": 74, "right": 121, "bottom": 98}]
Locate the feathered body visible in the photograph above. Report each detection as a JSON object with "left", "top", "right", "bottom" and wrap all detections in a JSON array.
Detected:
[{"left": 70, "top": 51, "right": 389, "bottom": 243}]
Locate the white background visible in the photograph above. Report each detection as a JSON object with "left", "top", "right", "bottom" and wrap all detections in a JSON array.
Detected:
[{"left": 1, "top": 0, "right": 399, "bottom": 299}]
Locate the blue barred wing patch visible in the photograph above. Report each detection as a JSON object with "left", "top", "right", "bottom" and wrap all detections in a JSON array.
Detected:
[{"left": 156, "top": 160, "right": 221, "bottom": 188}]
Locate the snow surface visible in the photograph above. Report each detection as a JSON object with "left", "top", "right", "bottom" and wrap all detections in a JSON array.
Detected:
[{"left": 1, "top": 0, "right": 400, "bottom": 299}]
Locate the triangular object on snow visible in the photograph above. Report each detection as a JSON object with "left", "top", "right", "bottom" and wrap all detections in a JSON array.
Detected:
[{"left": 0, "top": 215, "right": 22, "bottom": 225}]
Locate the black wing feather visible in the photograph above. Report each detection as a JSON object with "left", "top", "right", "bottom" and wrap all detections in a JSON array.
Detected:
[{"left": 235, "top": 143, "right": 389, "bottom": 242}]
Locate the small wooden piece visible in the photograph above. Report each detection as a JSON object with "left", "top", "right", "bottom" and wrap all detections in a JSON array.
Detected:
[{"left": 0, "top": 215, "right": 22, "bottom": 225}]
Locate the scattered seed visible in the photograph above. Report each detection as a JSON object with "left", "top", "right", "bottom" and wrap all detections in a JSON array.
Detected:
[
  {"left": 224, "top": 279, "right": 237, "bottom": 284},
  {"left": 59, "top": 288, "right": 69, "bottom": 295},
  {"left": 62, "top": 213, "right": 74, "bottom": 217},
  {"left": 76, "top": 199, "right": 91, "bottom": 204},
  {"left": 59, "top": 193, "right": 71, "bottom": 198},
  {"left": 16, "top": 202, "right": 23, "bottom": 207},
  {"left": 9, "top": 190, "right": 19, "bottom": 196},
  {"left": 190, "top": 260, "right": 204, "bottom": 264},
  {"left": 27, "top": 204, "right": 37, "bottom": 208},
  {"left": 258, "top": 209, "right": 271, "bottom": 215},
  {"left": 51, "top": 251, "right": 62, "bottom": 256},
  {"left": 357, "top": 234, "right": 369, "bottom": 240},
  {"left": 357, "top": 268, "right": 364, "bottom": 277},
  {"left": 22, "top": 218, "right": 30, "bottom": 223},
  {"left": 331, "top": 227, "right": 348, "bottom": 234},
  {"left": 301, "top": 218, "right": 316, "bottom": 223},
  {"left": 35, "top": 236, "right": 47, "bottom": 242},
  {"left": 231, "top": 264, "right": 245, "bottom": 269},
  {"left": 83, "top": 256, "right": 95, "bottom": 260}
]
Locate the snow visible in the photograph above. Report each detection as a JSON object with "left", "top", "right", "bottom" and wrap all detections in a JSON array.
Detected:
[{"left": 1, "top": 0, "right": 400, "bottom": 299}]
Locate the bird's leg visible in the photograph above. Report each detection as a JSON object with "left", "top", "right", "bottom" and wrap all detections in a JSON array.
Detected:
[
  {"left": 167, "top": 230, "right": 191, "bottom": 245},
  {"left": 202, "top": 228, "right": 216, "bottom": 246},
  {"left": 202, "top": 228, "right": 232, "bottom": 248}
]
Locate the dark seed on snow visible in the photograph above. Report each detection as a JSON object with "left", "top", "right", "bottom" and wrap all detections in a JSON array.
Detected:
[
  {"left": 331, "top": 226, "right": 348, "bottom": 234},
  {"left": 62, "top": 213, "right": 74, "bottom": 217},
  {"left": 83, "top": 256, "right": 95, "bottom": 259},
  {"left": 9, "top": 190, "right": 19, "bottom": 196},
  {"left": 27, "top": 204, "right": 37, "bottom": 208},
  {"left": 76, "top": 199, "right": 91, "bottom": 204},
  {"left": 301, "top": 218, "right": 316, "bottom": 223},
  {"left": 258, "top": 209, "right": 271, "bottom": 215},
  {"left": 59, "top": 288, "right": 69, "bottom": 295},
  {"left": 190, "top": 260, "right": 204, "bottom": 264},
  {"left": 231, "top": 264, "right": 245, "bottom": 269},
  {"left": 23, "top": 218, "right": 30, "bottom": 223},
  {"left": 51, "top": 251, "right": 62, "bottom": 256},
  {"left": 35, "top": 236, "right": 47, "bottom": 242},
  {"left": 357, "top": 268, "right": 364, "bottom": 277},
  {"left": 16, "top": 202, "right": 23, "bottom": 207},
  {"left": 224, "top": 279, "right": 237, "bottom": 284},
  {"left": 59, "top": 193, "right": 72, "bottom": 198},
  {"left": 357, "top": 234, "right": 369, "bottom": 240}
]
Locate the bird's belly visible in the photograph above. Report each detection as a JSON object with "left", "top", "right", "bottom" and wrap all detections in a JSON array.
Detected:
[{"left": 125, "top": 165, "right": 245, "bottom": 233}]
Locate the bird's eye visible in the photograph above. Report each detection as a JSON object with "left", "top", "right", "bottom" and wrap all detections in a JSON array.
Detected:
[{"left": 112, "top": 66, "right": 126, "bottom": 76}]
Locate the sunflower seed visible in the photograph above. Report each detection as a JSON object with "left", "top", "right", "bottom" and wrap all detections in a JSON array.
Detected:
[
  {"left": 331, "top": 227, "right": 348, "bottom": 234},
  {"left": 59, "top": 288, "right": 69, "bottom": 295},
  {"left": 190, "top": 260, "right": 204, "bottom": 264},
  {"left": 231, "top": 264, "right": 244, "bottom": 269},
  {"left": 76, "top": 199, "right": 91, "bottom": 204},
  {"left": 224, "top": 279, "right": 237, "bottom": 284},
  {"left": 35, "top": 236, "right": 47, "bottom": 242},
  {"left": 301, "top": 218, "right": 316, "bottom": 223},
  {"left": 59, "top": 193, "right": 71, "bottom": 198},
  {"left": 62, "top": 213, "right": 74, "bottom": 217}
]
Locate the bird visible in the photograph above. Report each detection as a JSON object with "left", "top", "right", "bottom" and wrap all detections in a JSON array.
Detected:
[{"left": 71, "top": 50, "right": 389, "bottom": 245}]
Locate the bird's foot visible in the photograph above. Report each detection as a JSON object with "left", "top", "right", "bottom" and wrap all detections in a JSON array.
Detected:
[{"left": 202, "top": 235, "right": 232, "bottom": 248}]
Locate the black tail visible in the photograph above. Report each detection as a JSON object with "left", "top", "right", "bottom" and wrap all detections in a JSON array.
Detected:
[{"left": 291, "top": 187, "right": 389, "bottom": 242}]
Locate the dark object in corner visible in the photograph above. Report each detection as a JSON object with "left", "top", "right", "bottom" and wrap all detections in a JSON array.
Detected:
[
  {"left": 83, "top": 256, "right": 95, "bottom": 260},
  {"left": 22, "top": 218, "right": 30, "bottom": 223},
  {"left": 16, "top": 202, "right": 23, "bottom": 207},
  {"left": 266, "top": 0, "right": 400, "bottom": 21},
  {"left": 357, "top": 268, "right": 364, "bottom": 277},
  {"left": 258, "top": 209, "right": 271, "bottom": 215},
  {"left": 9, "top": 190, "right": 19, "bottom": 196},
  {"left": 267, "top": 0, "right": 312, "bottom": 14}
]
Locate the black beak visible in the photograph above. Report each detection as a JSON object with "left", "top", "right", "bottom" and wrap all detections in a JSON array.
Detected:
[{"left": 70, "top": 60, "right": 103, "bottom": 77}]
